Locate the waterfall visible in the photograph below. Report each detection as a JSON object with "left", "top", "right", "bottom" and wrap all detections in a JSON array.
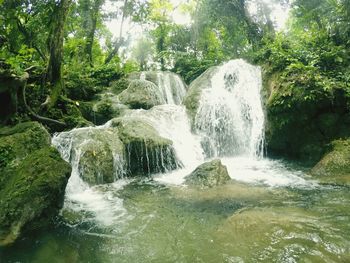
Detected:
[
  {"left": 156, "top": 72, "right": 187, "bottom": 105},
  {"left": 50, "top": 60, "right": 311, "bottom": 228},
  {"left": 194, "top": 59, "right": 265, "bottom": 158}
]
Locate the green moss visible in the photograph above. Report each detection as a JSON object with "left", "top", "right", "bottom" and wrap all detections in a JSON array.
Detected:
[
  {"left": 263, "top": 67, "right": 350, "bottom": 164},
  {"left": 185, "top": 159, "right": 231, "bottom": 188},
  {"left": 76, "top": 128, "right": 124, "bottom": 185},
  {"left": 0, "top": 147, "right": 71, "bottom": 247},
  {"left": 0, "top": 122, "right": 50, "bottom": 164},
  {"left": 311, "top": 139, "right": 350, "bottom": 185},
  {"left": 110, "top": 78, "right": 130, "bottom": 95},
  {"left": 111, "top": 117, "right": 180, "bottom": 175},
  {"left": 118, "top": 80, "right": 163, "bottom": 110}
]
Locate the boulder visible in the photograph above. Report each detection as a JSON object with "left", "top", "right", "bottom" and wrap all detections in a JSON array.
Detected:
[
  {"left": 111, "top": 117, "right": 181, "bottom": 175},
  {"left": 118, "top": 79, "right": 164, "bottom": 110},
  {"left": 77, "top": 129, "right": 125, "bottom": 185},
  {"left": 310, "top": 139, "right": 350, "bottom": 185},
  {"left": 185, "top": 159, "right": 231, "bottom": 188},
  {"left": 0, "top": 122, "right": 71, "bottom": 247}
]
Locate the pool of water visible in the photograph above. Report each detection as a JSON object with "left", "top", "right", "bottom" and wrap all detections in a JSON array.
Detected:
[{"left": 1, "top": 159, "right": 350, "bottom": 263}]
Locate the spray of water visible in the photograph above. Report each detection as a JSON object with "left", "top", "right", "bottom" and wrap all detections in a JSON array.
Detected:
[{"left": 195, "top": 59, "right": 265, "bottom": 158}]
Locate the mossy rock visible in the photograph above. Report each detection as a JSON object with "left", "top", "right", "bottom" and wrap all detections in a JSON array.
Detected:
[
  {"left": 128, "top": 71, "right": 159, "bottom": 85},
  {"left": 111, "top": 117, "right": 181, "bottom": 175},
  {"left": 183, "top": 67, "right": 218, "bottom": 123},
  {"left": 0, "top": 122, "right": 71, "bottom": 247},
  {"left": 263, "top": 68, "right": 350, "bottom": 164},
  {"left": 77, "top": 128, "right": 125, "bottom": 185},
  {"left": 0, "top": 122, "right": 50, "bottom": 169},
  {"left": 110, "top": 78, "right": 131, "bottom": 95},
  {"left": 311, "top": 139, "right": 350, "bottom": 185},
  {"left": 185, "top": 159, "right": 231, "bottom": 188},
  {"left": 118, "top": 80, "right": 164, "bottom": 110},
  {"left": 0, "top": 147, "right": 71, "bottom": 247}
]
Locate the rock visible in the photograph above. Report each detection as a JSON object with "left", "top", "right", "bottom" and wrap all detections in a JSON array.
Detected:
[
  {"left": 262, "top": 68, "right": 350, "bottom": 164},
  {"left": 111, "top": 117, "right": 181, "bottom": 175},
  {"left": 118, "top": 79, "right": 164, "bottom": 110},
  {"left": 183, "top": 67, "right": 218, "bottom": 123},
  {"left": 55, "top": 127, "right": 125, "bottom": 185},
  {"left": 0, "top": 122, "right": 71, "bottom": 247},
  {"left": 128, "top": 71, "right": 159, "bottom": 85},
  {"left": 0, "top": 122, "right": 50, "bottom": 169},
  {"left": 311, "top": 139, "right": 350, "bottom": 185},
  {"left": 77, "top": 128, "right": 125, "bottom": 185},
  {"left": 185, "top": 159, "right": 231, "bottom": 188}
]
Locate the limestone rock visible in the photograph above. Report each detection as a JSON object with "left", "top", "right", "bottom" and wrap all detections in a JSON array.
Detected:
[
  {"left": 185, "top": 159, "right": 230, "bottom": 188},
  {"left": 0, "top": 122, "right": 71, "bottom": 247},
  {"left": 111, "top": 117, "right": 181, "bottom": 175},
  {"left": 118, "top": 79, "right": 164, "bottom": 110}
]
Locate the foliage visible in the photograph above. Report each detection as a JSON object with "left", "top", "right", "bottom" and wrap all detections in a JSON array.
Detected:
[{"left": 172, "top": 53, "right": 216, "bottom": 84}]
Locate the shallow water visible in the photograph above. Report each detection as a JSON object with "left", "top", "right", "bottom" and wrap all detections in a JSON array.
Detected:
[
  {"left": 3, "top": 62, "right": 349, "bottom": 262},
  {"left": 1, "top": 160, "right": 350, "bottom": 263}
]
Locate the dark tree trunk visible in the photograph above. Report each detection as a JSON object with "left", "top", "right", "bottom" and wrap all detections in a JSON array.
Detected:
[
  {"left": 46, "top": 0, "right": 72, "bottom": 108},
  {"left": 85, "top": 0, "right": 103, "bottom": 67}
]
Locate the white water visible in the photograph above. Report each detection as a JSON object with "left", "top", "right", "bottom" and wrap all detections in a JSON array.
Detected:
[
  {"left": 52, "top": 60, "right": 313, "bottom": 227},
  {"left": 195, "top": 59, "right": 265, "bottom": 157},
  {"left": 52, "top": 127, "right": 128, "bottom": 226}
]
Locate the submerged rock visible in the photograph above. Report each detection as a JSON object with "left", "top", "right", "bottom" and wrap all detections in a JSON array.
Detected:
[
  {"left": 118, "top": 79, "right": 164, "bottom": 109},
  {"left": 111, "top": 117, "right": 181, "bottom": 175},
  {"left": 185, "top": 159, "right": 231, "bottom": 188},
  {"left": 311, "top": 139, "right": 350, "bottom": 185},
  {"left": 0, "top": 122, "right": 71, "bottom": 247}
]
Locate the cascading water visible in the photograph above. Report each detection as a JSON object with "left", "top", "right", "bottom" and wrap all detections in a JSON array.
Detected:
[
  {"left": 155, "top": 72, "right": 187, "bottom": 105},
  {"left": 5, "top": 61, "right": 347, "bottom": 263},
  {"left": 51, "top": 60, "right": 311, "bottom": 227},
  {"left": 195, "top": 59, "right": 265, "bottom": 158}
]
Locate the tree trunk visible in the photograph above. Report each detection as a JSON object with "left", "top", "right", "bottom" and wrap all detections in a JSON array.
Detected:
[
  {"left": 46, "top": 0, "right": 72, "bottom": 108},
  {"left": 85, "top": 0, "right": 103, "bottom": 67},
  {"left": 104, "top": 0, "right": 128, "bottom": 65}
]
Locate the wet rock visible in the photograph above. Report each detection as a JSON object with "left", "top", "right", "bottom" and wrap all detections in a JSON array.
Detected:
[
  {"left": 56, "top": 127, "right": 125, "bottom": 185},
  {"left": 111, "top": 117, "right": 181, "bottom": 175},
  {"left": 183, "top": 67, "right": 219, "bottom": 123},
  {"left": 78, "top": 129, "right": 125, "bottom": 185},
  {"left": 118, "top": 79, "right": 164, "bottom": 110},
  {"left": 185, "top": 159, "right": 231, "bottom": 188},
  {"left": 0, "top": 122, "right": 71, "bottom": 247},
  {"left": 311, "top": 139, "right": 350, "bottom": 185}
]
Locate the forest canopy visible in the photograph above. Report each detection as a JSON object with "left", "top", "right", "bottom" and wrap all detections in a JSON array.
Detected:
[{"left": 0, "top": 0, "right": 349, "bottom": 127}]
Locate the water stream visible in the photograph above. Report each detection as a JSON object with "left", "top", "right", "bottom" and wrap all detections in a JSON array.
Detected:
[{"left": 1, "top": 60, "right": 349, "bottom": 262}]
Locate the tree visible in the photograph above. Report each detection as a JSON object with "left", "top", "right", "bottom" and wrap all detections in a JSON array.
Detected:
[{"left": 45, "top": 0, "right": 72, "bottom": 108}]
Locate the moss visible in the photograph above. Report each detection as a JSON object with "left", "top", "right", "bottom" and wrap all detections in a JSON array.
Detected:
[
  {"left": 76, "top": 128, "right": 125, "bottom": 185},
  {"left": 0, "top": 122, "right": 50, "bottom": 166},
  {"left": 0, "top": 147, "right": 71, "bottom": 247},
  {"left": 185, "top": 159, "right": 231, "bottom": 188},
  {"left": 110, "top": 78, "right": 130, "bottom": 95},
  {"left": 111, "top": 117, "right": 180, "bottom": 175},
  {"left": 118, "top": 79, "right": 163, "bottom": 110},
  {"left": 263, "top": 68, "right": 350, "bottom": 164},
  {"left": 311, "top": 139, "right": 350, "bottom": 185}
]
